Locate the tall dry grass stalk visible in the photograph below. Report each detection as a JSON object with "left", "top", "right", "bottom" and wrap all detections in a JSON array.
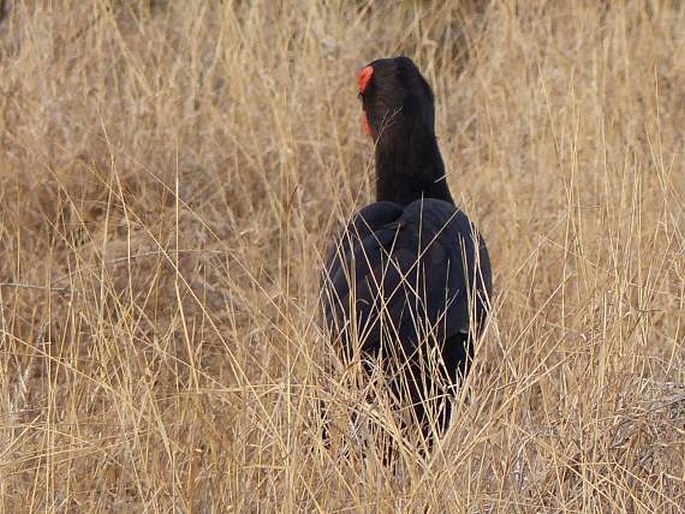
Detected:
[{"left": 0, "top": 1, "right": 683, "bottom": 511}]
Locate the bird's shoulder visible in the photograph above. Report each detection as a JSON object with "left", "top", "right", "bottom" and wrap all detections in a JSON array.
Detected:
[
  {"left": 333, "top": 198, "right": 478, "bottom": 250},
  {"left": 401, "top": 198, "right": 476, "bottom": 236}
]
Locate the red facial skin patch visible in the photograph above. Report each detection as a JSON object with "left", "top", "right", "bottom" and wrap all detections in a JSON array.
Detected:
[
  {"left": 357, "top": 65, "right": 374, "bottom": 94},
  {"left": 358, "top": 65, "right": 374, "bottom": 136}
]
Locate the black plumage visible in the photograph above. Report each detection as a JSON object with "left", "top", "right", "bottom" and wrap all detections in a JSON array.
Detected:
[{"left": 322, "top": 56, "right": 492, "bottom": 444}]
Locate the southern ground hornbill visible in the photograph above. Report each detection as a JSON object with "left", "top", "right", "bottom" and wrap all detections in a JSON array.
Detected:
[{"left": 322, "top": 56, "right": 492, "bottom": 448}]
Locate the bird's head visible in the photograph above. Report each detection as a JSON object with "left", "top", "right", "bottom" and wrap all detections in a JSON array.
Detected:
[{"left": 357, "top": 56, "right": 436, "bottom": 142}]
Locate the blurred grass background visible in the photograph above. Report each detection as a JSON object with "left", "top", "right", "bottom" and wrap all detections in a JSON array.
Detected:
[{"left": 0, "top": 1, "right": 683, "bottom": 511}]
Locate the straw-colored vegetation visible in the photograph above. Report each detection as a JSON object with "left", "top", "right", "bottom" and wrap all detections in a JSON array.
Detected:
[{"left": 1, "top": 1, "right": 683, "bottom": 512}]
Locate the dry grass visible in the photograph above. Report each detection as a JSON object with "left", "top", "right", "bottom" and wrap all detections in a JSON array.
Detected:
[{"left": 0, "top": 1, "right": 683, "bottom": 512}]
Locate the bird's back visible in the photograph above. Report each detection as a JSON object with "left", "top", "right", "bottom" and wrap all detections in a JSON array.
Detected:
[{"left": 323, "top": 198, "right": 491, "bottom": 381}]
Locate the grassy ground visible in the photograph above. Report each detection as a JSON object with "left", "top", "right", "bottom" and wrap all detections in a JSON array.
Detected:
[{"left": 0, "top": 1, "right": 683, "bottom": 512}]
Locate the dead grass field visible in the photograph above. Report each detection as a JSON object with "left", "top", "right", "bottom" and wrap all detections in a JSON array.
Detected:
[{"left": 0, "top": 1, "right": 684, "bottom": 512}]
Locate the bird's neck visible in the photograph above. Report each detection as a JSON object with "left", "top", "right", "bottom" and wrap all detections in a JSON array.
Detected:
[{"left": 374, "top": 123, "right": 453, "bottom": 206}]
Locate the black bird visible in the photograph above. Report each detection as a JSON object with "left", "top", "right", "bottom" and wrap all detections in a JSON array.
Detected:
[{"left": 322, "top": 56, "right": 492, "bottom": 446}]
